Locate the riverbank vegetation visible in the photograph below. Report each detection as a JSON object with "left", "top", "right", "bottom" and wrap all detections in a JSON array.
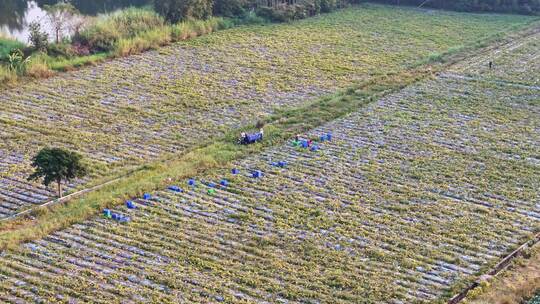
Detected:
[
  {"left": 0, "top": 5, "right": 239, "bottom": 84},
  {"left": 0, "top": 0, "right": 348, "bottom": 86}
]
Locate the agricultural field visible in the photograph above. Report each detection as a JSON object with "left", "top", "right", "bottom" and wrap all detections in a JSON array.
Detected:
[
  {"left": 0, "top": 4, "right": 537, "bottom": 218},
  {"left": 449, "top": 27, "right": 540, "bottom": 86},
  {"left": 0, "top": 30, "right": 538, "bottom": 303}
]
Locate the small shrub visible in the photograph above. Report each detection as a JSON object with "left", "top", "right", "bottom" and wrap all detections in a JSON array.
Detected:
[
  {"left": 71, "top": 43, "right": 91, "bottom": 56},
  {"left": 217, "top": 17, "right": 236, "bottom": 29},
  {"left": 233, "top": 11, "right": 267, "bottom": 25},
  {"left": 319, "top": 0, "right": 337, "bottom": 13},
  {"left": 26, "top": 56, "right": 54, "bottom": 78},
  {"left": 256, "top": 4, "right": 303, "bottom": 22},
  {"left": 213, "top": 0, "right": 248, "bottom": 17},
  {"left": 28, "top": 21, "right": 49, "bottom": 52},
  {"left": 47, "top": 43, "right": 77, "bottom": 58},
  {"left": 7, "top": 49, "right": 31, "bottom": 75},
  {"left": 171, "top": 23, "right": 194, "bottom": 40}
]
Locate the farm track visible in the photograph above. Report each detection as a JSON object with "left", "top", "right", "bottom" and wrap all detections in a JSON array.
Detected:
[
  {"left": 0, "top": 5, "right": 536, "bottom": 218},
  {"left": 0, "top": 29, "right": 538, "bottom": 302}
]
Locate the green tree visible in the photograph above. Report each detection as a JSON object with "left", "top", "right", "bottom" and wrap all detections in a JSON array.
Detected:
[
  {"left": 28, "top": 148, "right": 88, "bottom": 198},
  {"left": 44, "top": 1, "right": 80, "bottom": 43},
  {"left": 28, "top": 21, "right": 49, "bottom": 52},
  {"left": 154, "top": 0, "right": 213, "bottom": 23}
]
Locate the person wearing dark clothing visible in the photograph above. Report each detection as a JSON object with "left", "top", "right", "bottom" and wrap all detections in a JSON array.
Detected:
[{"left": 489, "top": 61, "right": 493, "bottom": 69}]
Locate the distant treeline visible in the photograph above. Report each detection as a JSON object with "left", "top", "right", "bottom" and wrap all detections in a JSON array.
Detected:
[{"left": 364, "top": 0, "right": 540, "bottom": 14}]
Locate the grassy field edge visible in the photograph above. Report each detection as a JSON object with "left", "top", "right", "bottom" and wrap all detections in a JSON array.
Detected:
[{"left": 463, "top": 242, "right": 540, "bottom": 304}]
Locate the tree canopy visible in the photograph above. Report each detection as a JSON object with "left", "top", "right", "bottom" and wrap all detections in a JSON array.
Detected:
[
  {"left": 28, "top": 147, "right": 87, "bottom": 198},
  {"left": 154, "top": 0, "right": 213, "bottom": 23}
]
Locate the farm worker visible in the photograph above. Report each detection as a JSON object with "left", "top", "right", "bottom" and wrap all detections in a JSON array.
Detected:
[
  {"left": 259, "top": 128, "right": 264, "bottom": 140},
  {"left": 307, "top": 139, "right": 312, "bottom": 147},
  {"left": 292, "top": 134, "right": 300, "bottom": 147},
  {"left": 488, "top": 61, "right": 493, "bottom": 69},
  {"left": 240, "top": 132, "right": 247, "bottom": 144}
]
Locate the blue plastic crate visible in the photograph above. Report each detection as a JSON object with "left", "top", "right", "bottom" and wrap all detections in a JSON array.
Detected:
[{"left": 168, "top": 186, "right": 182, "bottom": 192}]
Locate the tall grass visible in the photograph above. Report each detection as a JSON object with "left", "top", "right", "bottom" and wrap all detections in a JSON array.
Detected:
[
  {"left": 75, "top": 7, "right": 165, "bottom": 53},
  {"left": 170, "top": 17, "right": 232, "bottom": 41},
  {"left": 103, "top": 7, "right": 165, "bottom": 38},
  {"left": 0, "top": 65, "right": 16, "bottom": 83},
  {"left": 26, "top": 56, "right": 54, "bottom": 78},
  {"left": 114, "top": 27, "right": 172, "bottom": 56},
  {"left": 47, "top": 52, "right": 110, "bottom": 71}
]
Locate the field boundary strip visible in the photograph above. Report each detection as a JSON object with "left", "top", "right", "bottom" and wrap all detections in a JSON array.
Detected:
[
  {"left": 0, "top": 175, "right": 126, "bottom": 222},
  {"left": 449, "top": 232, "right": 540, "bottom": 304}
]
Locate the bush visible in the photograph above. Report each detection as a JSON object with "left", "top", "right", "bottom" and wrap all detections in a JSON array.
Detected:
[
  {"left": 154, "top": 0, "right": 214, "bottom": 23},
  {"left": 28, "top": 21, "right": 49, "bottom": 52},
  {"left": 26, "top": 56, "right": 54, "bottom": 78},
  {"left": 47, "top": 43, "right": 77, "bottom": 58},
  {"left": 232, "top": 11, "right": 267, "bottom": 25},
  {"left": 257, "top": 4, "right": 306, "bottom": 22},
  {"left": 319, "top": 0, "right": 337, "bottom": 12},
  {"left": 213, "top": 0, "right": 248, "bottom": 17},
  {"left": 7, "top": 49, "right": 30, "bottom": 75}
]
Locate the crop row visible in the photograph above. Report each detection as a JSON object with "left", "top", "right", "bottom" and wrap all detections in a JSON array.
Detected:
[
  {"left": 0, "top": 62, "right": 538, "bottom": 303},
  {"left": 0, "top": 5, "right": 534, "bottom": 218}
]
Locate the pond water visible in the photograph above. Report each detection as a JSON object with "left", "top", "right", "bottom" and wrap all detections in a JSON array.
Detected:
[{"left": 0, "top": 0, "right": 151, "bottom": 42}]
